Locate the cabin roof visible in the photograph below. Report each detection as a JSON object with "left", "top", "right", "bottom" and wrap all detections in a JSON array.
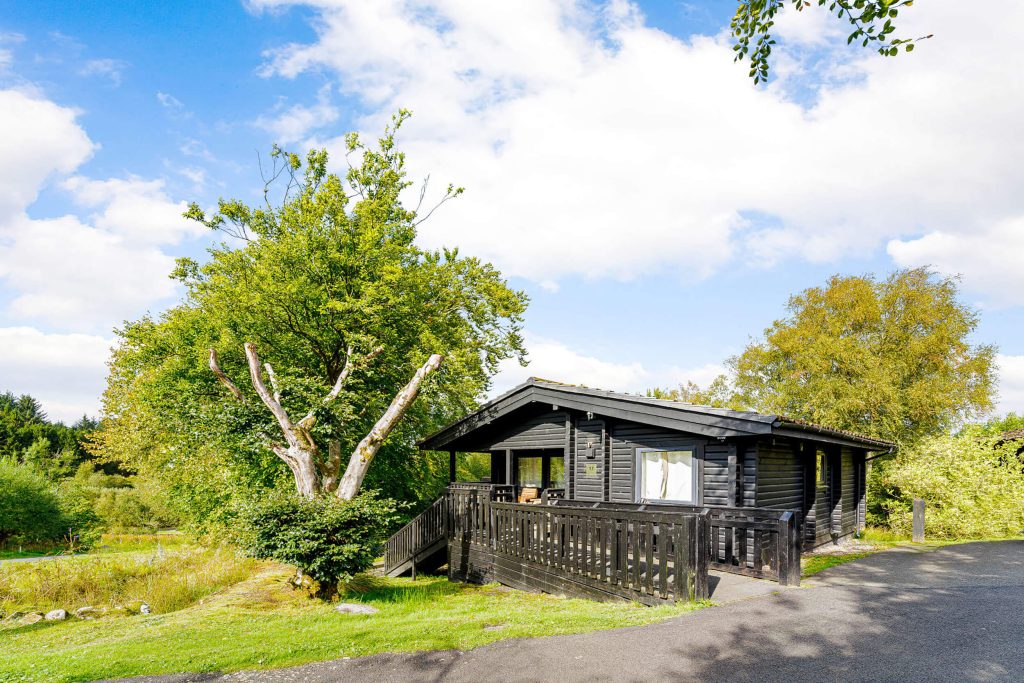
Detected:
[{"left": 419, "top": 377, "right": 895, "bottom": 452}]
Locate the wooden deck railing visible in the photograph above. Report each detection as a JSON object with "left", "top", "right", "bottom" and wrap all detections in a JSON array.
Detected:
[
  {"left": 550, "top": 500, "right": 801, "bottom": 586},
  {"left": 386, "top": 483, "right": 799, "bottom": 596},
  {"left": 384, "top": 495, "right": 448, "bottom": 575},
  {"left": 449, "top": 488, "right": 710, "bottom": 604}
]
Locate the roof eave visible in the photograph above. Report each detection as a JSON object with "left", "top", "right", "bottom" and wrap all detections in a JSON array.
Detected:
[{"left": 771, "top": 420, "right": 894, "bottom": 451}]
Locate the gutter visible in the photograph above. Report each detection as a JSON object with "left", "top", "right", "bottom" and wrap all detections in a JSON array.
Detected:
[{"left": 773, "top": 419, "right": 895, "bottom": 451}]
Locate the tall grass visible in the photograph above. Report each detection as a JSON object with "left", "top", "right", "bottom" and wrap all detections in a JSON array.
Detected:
[
  {"left": 0, "top": 546, "right": 256, "bottom": 615},
  {"left": 96, "top": 532, "right": 188, "bottom": 555}
]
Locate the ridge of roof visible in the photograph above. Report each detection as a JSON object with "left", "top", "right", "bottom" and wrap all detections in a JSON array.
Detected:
[{"left": 419, "top": 378, "right": 894, "bottom": 450}]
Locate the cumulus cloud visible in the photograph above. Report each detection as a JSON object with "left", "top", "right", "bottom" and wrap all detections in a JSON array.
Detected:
[
  {"left": 0, "top": 214, "right": 180, "bottom": 327},
  {"left": 490, "top": 333, "right": 726, "bottom": 399},
  {"left": 255, "top": 85, "right": 340, "bottom": 145},
  {"left": 0, "top": 87, "right": 200, "bottom": 331},
  {"left": 0, "top": 327, "right": 112, "bottom": 422},
  {"left": 0, "top": 88, "right": 95, "bottom": 225},
  {"left": 887, "top": 217, "right": 1024, "bottom": 308},
  {"left": 996, "top": 354, "right": 1024, "bottom": 416},
  {"left": 252, "top": 0, "right": 1024, "bottom": 298},
  {"left": 61, "top": 175, "right": 201, "bottom": 245}
]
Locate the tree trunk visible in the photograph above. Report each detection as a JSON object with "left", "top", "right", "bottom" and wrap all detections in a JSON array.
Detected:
[
  {"left": 271, "top": 444, "right": 322, "bottom": 499},
  {"left": 336, "top": 354, "right": 443, "bottom": 500}
]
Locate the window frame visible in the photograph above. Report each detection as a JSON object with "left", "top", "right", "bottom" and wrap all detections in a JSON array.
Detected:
[{"left": 634, "top": 446, "right": 700, "bottom": 505}]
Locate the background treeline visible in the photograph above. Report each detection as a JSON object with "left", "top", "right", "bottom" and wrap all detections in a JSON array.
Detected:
[{"left": 0, "top": 393, "right": 180, "bottom": 552}]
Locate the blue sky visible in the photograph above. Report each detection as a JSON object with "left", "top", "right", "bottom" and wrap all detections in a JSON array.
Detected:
[{"left": 1, "top": 0, "right": 1022, "bottom": 422}]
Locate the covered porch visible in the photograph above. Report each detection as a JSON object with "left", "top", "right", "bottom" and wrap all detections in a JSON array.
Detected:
[{"left": 445, "top": 448, "right": 567, "bottom": 504}]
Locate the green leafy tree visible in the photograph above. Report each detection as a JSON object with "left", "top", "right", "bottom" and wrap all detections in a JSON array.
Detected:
[
  {"left": 646, "top": 377, "right": 745, "bottom": 410},
  {"left": 880, "top": 427, "right": 1024, "bottom": 539},
  {"left": 0, "top": 392, "right": 98, "bottom": 478},
  {"left": 721, "top": 268, "right": 995, "bottom": 447},
  {"left": 731, "top": 0, "right": 931, "bottom": 83},
  {"left": 98, "top": 112, "right": 527, "bottom": 511}
]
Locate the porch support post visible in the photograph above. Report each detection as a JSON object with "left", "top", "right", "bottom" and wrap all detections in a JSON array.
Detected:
[
  {"left": 505, "top": 449, "right": 513, "bottom": 487},
  {"left": 449, "top": 450, "right": 456, "bottom": 483},
  {"left": 727, "top": 444, "right": 738, "bottom": 507}
]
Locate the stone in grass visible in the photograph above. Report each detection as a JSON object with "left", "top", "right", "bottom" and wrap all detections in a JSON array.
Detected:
[
  {"left": 140, "top": 603, "right": 151, "bottom": 615},
  {"left": 44, "top": 609, "right": 67, "bottom": 621},
  {"left": 75, "top": 606, "right": 102, "bottom": 620},
  {"left": 483, "top": 623, "right": 507, "bottom": 632},
  {"left": 334, "top": 603, "right": 379, "bottom": 615},
  {"left": 19, "top": 613, "right": 44, "bottom": 626}
]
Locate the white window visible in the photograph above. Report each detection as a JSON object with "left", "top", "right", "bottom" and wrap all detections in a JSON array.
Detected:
[{"left": 638, "top": 449, "right": 696, "bottom": 503}]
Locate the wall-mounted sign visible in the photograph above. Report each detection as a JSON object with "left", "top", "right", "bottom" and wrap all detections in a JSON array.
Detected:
[{"left": 584, "top": 463, "right": 598, "bottom": 477}]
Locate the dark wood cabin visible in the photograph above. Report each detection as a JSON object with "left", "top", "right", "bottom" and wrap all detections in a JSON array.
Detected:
[{"left": 421, "top": 378, "right": 892, "bottom": 549}]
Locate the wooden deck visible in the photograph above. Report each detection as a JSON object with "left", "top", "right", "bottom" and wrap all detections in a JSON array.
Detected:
[{"left": 384, "top": 484, "right": 800, "bottom": 604}]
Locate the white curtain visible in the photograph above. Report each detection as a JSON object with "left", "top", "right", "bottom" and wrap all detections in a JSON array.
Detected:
[{"left": 641, "top": 450, "right": 694, "bottom": 502}]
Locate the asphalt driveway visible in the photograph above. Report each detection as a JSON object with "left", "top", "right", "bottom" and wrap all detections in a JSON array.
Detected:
[{"left": 118, "top": 540, "right": 1024, "bottom": 683}]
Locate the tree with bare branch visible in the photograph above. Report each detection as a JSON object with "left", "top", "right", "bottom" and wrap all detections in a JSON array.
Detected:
[{"left": 98, "top": 112, "right": 527, "bottom": 510}]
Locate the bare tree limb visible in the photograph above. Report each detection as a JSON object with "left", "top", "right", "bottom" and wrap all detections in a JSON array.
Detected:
[
  {"left": 336, "top": 353, "right": 443, "bottom": 500},
  {"left": 264, "top": 362, "right": 282, "bottom": 404},
  {"left": 209, "top": 348, "right": 244, "bottom": 401},
  {"left": 244, "top": 343, "right": 296, "bottom": 446}
]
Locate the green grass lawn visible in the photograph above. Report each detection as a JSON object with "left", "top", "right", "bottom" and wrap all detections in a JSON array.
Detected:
[
  {"left": 801, "top": 551, "right": 875, "bottom": 577},
  {"left": 0, "top": 562, "right": 705, "bottom": 683}
]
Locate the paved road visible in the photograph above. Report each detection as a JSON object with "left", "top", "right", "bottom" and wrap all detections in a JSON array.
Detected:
[
  {"left": 117, "top": 541, "right": 1024, "bottom": 683},
  {"left": 0, "top": 553, "right": 83, "bottom": 564}
]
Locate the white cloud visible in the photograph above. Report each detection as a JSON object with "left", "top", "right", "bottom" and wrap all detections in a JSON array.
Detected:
[
  {"left": 79, "top": 58, "right": 127, "bottom": 85},
  {"left": 490, "top": 332, "right": 726, "bottom": 399},
  {"left": 156, "top": 91, "right": 183, "bottom": 109},
  {"left": 0, "top": 214, "right": 179, "bottom": 327},
  {"left": 0, "top": 327, "right": 112, "bottom": 422},
  {"left": 61, "top": 175, "right": 201, "bottom": 245},
  {"left": 996, "top": 354, "right": 1024, "bottom": 417},
  {"left": 0, "top": 88, "right": 95, "bottom": 225},
  {"left": 887, "top": 217, "right": 1024, "bottom": 307},
  {"left": 0, "top": 87, "right": 200, "bottom": 331},
  {"left": 251, "top": 0, "right": 1024, "bottom": 298},
  {"left": 255, "top": 85, "right": 340, "bottom": 145}
]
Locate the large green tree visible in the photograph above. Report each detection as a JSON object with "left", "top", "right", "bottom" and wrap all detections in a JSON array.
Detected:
[
  {"left": 726, "top": 268, "right": 995, "bottom": 446},
  {"left": 98, "top": 113, "right": 527, "bottom": 509}
]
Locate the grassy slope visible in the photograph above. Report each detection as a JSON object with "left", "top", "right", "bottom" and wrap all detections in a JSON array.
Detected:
[{"left": 0, "top": 567, "right": 703, "bottom": 683}]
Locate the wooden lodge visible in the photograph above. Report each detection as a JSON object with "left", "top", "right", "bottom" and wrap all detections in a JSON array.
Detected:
[{"left": 384, "top": 378, "right": 893, "bottom": 604}]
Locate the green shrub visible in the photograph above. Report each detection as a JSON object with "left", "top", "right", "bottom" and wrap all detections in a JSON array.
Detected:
[
  {"left": 93, "top": 482, "right": 181, "bottom": 532},
  {"left": 236, "top": 491, "right": 402, "bottom": 597},
  {"left": 881, "top": 428, "right": 1024, "bottom": 539},
  {"left": 0, "top": 459, "right": 66, "bottom": 546},
  {"left": 0, "top": 459, "right": 104, "bottom": 550}
]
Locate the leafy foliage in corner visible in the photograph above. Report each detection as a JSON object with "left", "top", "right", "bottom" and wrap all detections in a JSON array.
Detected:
[
  {"left": 731, "top": 0, "right": 930, "bottom": 83},
  {"left": 236, "top": 491, "right": 402, "bottom": 595},
  {"left": 879, "top": 428, "right": 1024, "bottom": 539}
]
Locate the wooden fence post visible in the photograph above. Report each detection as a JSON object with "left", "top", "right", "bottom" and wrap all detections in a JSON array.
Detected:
[
  {"left": 912, "top": 498, "right": 925, "bottom": 542},
  {"left": 776, "top": 511, "right": 801, "bottom": 587},
  {"left": 693, "top": 510, "right": 710, "bottom": 601}
]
